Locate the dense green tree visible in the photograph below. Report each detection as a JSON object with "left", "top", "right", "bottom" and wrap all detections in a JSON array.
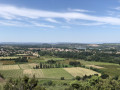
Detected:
[{"left": 75, "top": 76, "right": 81, "bottom": 81}]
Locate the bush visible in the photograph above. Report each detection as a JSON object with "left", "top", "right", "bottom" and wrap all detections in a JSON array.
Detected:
[
  {"left": 75, "top": 76, "right": 81, "bottom": 80},
  {"left": 101, "top": 74, "right": 109, "bottom": 79},
  {"left": 63, "top": 83, "right": 67, "bottom": 86},
  {"left": 44, "top": 80, "right": 53, "bottom": 86},
  {"left": 72, "top": 83, "right": 80, "bottom": 89},
  {"left": 0, "top": 73, "right": 4, "bottom": 79},
  {"left": 61, "top": 77, "right": 65, "bottom": 80}
]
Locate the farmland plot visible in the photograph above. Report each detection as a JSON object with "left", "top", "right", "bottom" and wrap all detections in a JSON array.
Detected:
[
  {"left": 23, "top": 69, "right": 44, "bottom": 78},
  {"left": 19, "top": 64, "right": 31, "bottom": 69},
  {"left": 28, "top": 63, "right": 39, "bottom": 69},
  {"left": 64, "top": 67, "right": 100, "bottom": 77},
  {"left": 42, "top": 68, "right": 73, "bottom": 79},
  {"left": 0, "top": 70, "right": 23, "bottom": 78},
  {"left": 86, "top": 65, "right": 104, "bottom": 69},
  {"left": 19, "top": 63, "right": 39, "bottom": 69},
  {"left": 0, "top": 65, "right": 20, "bottom": 70},
  {"left": 0, "top": 57, "right": 18, "bottom": 59}
]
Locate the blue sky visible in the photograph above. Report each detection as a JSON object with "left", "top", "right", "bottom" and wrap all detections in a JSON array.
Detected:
[{"left": 0, "top": 0, "right": 120, "bottom": 43}]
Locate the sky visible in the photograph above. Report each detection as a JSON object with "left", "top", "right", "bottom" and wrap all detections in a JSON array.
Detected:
[{"left": 0, "top": 0, "right": 120, "bottom": 43}]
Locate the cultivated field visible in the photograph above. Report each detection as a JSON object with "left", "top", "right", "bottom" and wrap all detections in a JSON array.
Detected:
[
  {"left": 99, "top": 65, "right": 120, "bottom": 76},
  {"left": 0, "top": 57, "right": 18, "bottom": 59},
  {"left": 64, "top": 67, "right": 100, "bottom": 77},
  {"left": 42, "top": 68, "right": 73, "bottom": 79},
  {"left": 19, "top": 63, "right": 39, "bottom": 69},
  {"left": 28, "top": 63, "right": 39, "bottom": 68},
  {"left": 86, "top": 65, "right": 104, "bottom": 69},
  {"left": 23, "top": 69, "right": 44, "bottom": 78},
  {"left": 29, "top": 57, "right": 65, "bottom": 63},
  {"left": 19, "top": 64, "right": 31, "bottom": 69},
  {"left": 80, "top": 60, "right": 119, "bottom": 66},
  {"left": 0, "top": 70, "right": 23, "bottom": 78},
  {"left": 0, "top": 65, "right": 20, "bottom": 70}
]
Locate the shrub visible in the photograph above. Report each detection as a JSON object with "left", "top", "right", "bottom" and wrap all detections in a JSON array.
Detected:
[
  {"left": 72, "top": 83, "right": 80, "bottom": 90},
  {"left": 101, "top": 74, "right": 109, "bottom": 79},
  {"left": 61, "top": 77, "right": 65, "bottom": 80},
  {"left": 0, "top": 73, "right": 4, "bottom": 79},
  {"left": 75, "top": 76, "right": 81, "bottom": 80},
  {"left": 47, "top": 80, "right": 53, "bottom": 86}
]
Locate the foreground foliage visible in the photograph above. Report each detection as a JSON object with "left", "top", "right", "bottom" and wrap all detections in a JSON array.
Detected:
[{"left": 4, "top": 75, "right": 45, "bottom": 90}]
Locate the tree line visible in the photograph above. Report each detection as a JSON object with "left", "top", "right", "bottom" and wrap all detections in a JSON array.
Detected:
[
  {"left": 38, "top": 51, "right": 120, "bottom": 64},
  {"left": 33, "top": 60, "right": 81, "bottom": 69}
]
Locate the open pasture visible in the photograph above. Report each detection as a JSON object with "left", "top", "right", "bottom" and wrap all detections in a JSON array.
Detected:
[
  {"left": 64, "top": 67, "right": 100, "bottom": 77},
  {"left": 42, "top": 68, "right": 73, "bottom": 79},
  {"left": 0, "top": 65, "right": 20, "bottom": 70}
]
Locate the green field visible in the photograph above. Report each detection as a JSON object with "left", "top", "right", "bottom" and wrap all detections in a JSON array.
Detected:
[
  {"left": 29, "top": 57, "right": 65, "bottom": 63},
  {"left": 0, "top": 70, "right": 23, "bottom": 78},
  {"left": 79, "top": 60, "right": 120, "bottom": 77},
  {"left": 0, "top": 83, "right": 5, "bottom": 90},
  {"left": 99, "top": 65, "right": 120, "bottom": 77},
  {"left": 42, "top": 68, "right": 73, "bottom": 79},
  {"left": 79, "top": 60, "right": 119, "bottom": 66},
  {"left": 0, "top": 59, "right": 120, "bottom": 90},
  {"left": 0, "top": 59, "right": 119, "bottom": 79}
]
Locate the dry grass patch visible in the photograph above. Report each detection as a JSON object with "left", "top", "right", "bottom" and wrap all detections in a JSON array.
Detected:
[
  {"left": 0, "top": 61, "right": 15, "bottom": 65},
  {"left": 19, "top": 64, "right": 31, "bottom": 69},
  {"left": 28, "top": 63, "right": 39, "bottom": 69},
  {"left": 23, "top": 69, "right": 44, "bottom": 78},
  {"left": 19, "top": 63, "right": 39, "bottom": 69},
  {"left": 64, "top": 67, "right": 100, "bottom": 77},
  {"left": 86, "top": 65, "right": 104, "bottom": 69},
  {"left": 0, "top": 65, "right": 20, "bottom": 70},
  {"left": 0, "top": 57, "right": 18, "bottom": 59}
]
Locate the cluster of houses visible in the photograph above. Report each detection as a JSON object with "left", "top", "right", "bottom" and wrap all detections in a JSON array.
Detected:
[
  {"left": 0, "top": 45, "right": 120, "bottom": 58},
  {"left": 28, "top": 48, "right": 82, "bottom": 53},
  {"left": 0, "top": 46, "right": 39, "bottom": 57}
]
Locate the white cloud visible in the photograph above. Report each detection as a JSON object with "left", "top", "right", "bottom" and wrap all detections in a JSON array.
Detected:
[
  {"left": 67, "top": 20, "right": 105, "bottom": 26},
  {"left": 114, "top": 7, "right": 120, "bottom": 10},
  {"left": 68, "top": 8, "right": 92, "bottom": 12},
  {"left": 0, "top": 20, "right": 29, "bottom": 26},
  {"left": 0, "top": 4, "right": 120, "bottom": 25},
  {"left": 0, "top": 20, "right": 55, "bottom": 28},
  {"left": 78, "top": 22, "right": 105, "bottom": 26},
  {"left": 32, "top": 22, "right": 55, "bottom": 28},
  {"left": 45, "top": 18, "right": 60, "bottom": 23}
]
